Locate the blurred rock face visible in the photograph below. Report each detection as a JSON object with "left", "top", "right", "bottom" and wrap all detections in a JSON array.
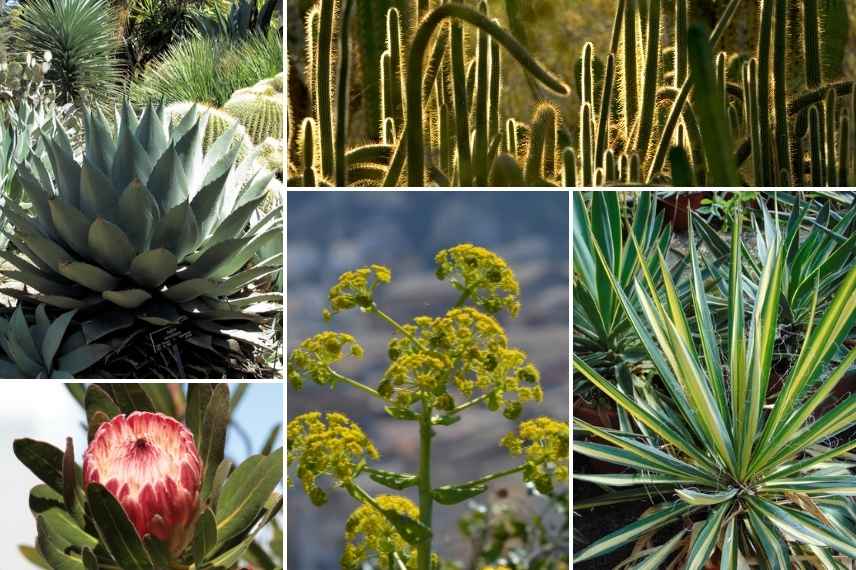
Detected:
[{"left": 287, "top": 192, "right": 569, "bottom": 570}]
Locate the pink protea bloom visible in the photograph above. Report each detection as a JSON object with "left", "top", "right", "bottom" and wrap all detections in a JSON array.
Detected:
[{"left": 83, "top": 411, "right": 203, "bottom": 554}]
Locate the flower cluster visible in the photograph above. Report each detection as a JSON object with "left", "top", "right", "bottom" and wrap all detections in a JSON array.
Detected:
[
  {"left": 287, "top": 412, "right": 379, "bottom": 505},
  {"left": 288, "top": 332, "right": 364, "bottom": 390},
  {"left": 324, "top": 264, "right": 392, "bottom": 318},
  {"left": 383, "top": 308, "right": 542, "bottom": 416},
  {"left": 435, "top": 244, "right": 521, "bottom": 317},
  {"left": 341, "top": 495, "right": 419, "bottom": 569},
  {"left": 501, "top": 417, "right": 569, "bottom": 493}
]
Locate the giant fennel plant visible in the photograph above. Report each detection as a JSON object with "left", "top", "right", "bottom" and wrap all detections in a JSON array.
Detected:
[
  {"left": 573, "top": 205, "right": 856, "bottom": 566},
  {"left": 288, "top": 244, "right": 569, "bottom": 569},
  {"left": 0, "top": 101, "right": 282, "bottom": 377},
  {"left": 13, "top": 383, "right": 283, "bottom": 569}
]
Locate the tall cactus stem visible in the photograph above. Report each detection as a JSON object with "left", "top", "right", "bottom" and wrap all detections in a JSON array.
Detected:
[
  {"left": 562, "top": 147, "right": 576, "bottom": 187},
  {"left": 634, "top": 0, "right": 660, "bottom": 159},
  {"left": 450, "top": 18, "right": 472, "bottom": 186},
  {"left": 756, "top": 0, "right": 775, "bottom": 186},
  {"left": 300, "top": 118, "right": 317, "bottom": 187},
  {"left": 824, "top": 88, "right": 837, "bottom": 187},
  {"left": 525, "top": 103, "right": 558, "bottom": 184},
  {"left": 803, "top": 0, "right": 822, "bottom": 89},
  {"left": 773, "top": 0, "right": 791, "bottom": 183},
  {"left": 336, "top": 0, "right": 355, "bottom": 187},
  {"left": 622, "top": 0, "right": 638, "bottom": 139},
  {"left": 595, "top": 53, "right": 616, "bottom": 171},
  {"left": 838, "top": 115, "right": 849, "bottom": 187},
  {"left": 489, "top": 36, "right": 502, "bottom": 141},
  {"left": 316, "top": 0, "right": 336, "bottom": 179},
  {"left": 580, "top": 102, "right": 594, "bottom": 186},
  {"left": 809, "top": 105, "right": 823, "bottom": 186},
  {"left": 582, "top": 42, "right": 594, "bottom": 108},
  {"left": 473, "top": 1, "right": 490, "bottom": 186},
  {"left": 675, "top": 0, "right": 688, "bottom": 86}
]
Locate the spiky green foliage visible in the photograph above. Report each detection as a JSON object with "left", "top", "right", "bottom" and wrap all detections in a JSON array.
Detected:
[
  {"left": 0, "top": 304, "right": 110, "bottom": 378},
  {"left": 131, "top": 30, "right": 283, "bottom": 108},
  {"left": 11, "top": 0, "right": 122, "bottom": 105},
  {"left": 165, "top": 101, "right": 254, "bottom": 153},
  {"left": 574, "top": 202, "right": 856, "bottom": 566},
  {"left": 0, "top": 102, "right": 282, "bottom": 375},
  {"left": 222, "top": 93, "right": 283, "bottom": 145}
]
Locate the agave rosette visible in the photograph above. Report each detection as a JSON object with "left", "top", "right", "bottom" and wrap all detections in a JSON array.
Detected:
[
  {"left": 573, "top": 205, "right": 856, "bottom": 566},
  {"left": 0, "top": 101, "right": 282, "bottom": 354}
]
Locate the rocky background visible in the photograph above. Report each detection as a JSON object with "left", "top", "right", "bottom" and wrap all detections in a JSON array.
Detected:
[{"left": 287, "top": 191, "right": 569, "bottom": 569}]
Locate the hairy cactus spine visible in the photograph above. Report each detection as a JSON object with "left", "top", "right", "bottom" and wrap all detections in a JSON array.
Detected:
[
  {"left": 356, "top": 0, "right": 393, "bottom": 137},
  {"left": 580, "top": 102, "right": 594, "bottom": 186},
  {"left": 404, "top": 3, "right": 569, "bottom": 186},
  {"left": 803, "top": 0, "right": 822, "bottom": 89},
  {"left": 774, "top": 0, "right": 791, "bottom": 183},
  {"left": 634, "top": 0, "right": 660, "bottom": 159},
  {"left": 473, "top": 1, "right": 490, "bottom": 186},
  {"left": 582, "top": 42, "right": 594, "bottom": 108},
  {"left": 450, "top": 18, "right": 472, "bottom": 185},
  {"left": 622, "top": 0, "right": 638, "bottom": 138},
  {"left": 387, "top": 8, "right": 406, "bottom": 124},
  {"left": 595, "top": 53, "right": 616, "bottom": 167},
  {"left": 675, "top": 0, "right": 688, "bottom": 86},
  {"left": 336, "top": 0, "right": 355, "bottom": 187},
  {"left": 525, "top": 103, "right": 557, "bottom": 184},
  {"left": 316, "top": 0, "right": 336, "bottom": 180},
  {"left": 381, "top": 50, "right": 393, "bottom": 124}
]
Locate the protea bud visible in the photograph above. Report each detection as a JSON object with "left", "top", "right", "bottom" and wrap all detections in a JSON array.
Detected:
[{"left": 83, "top": 412, "right": 203, "bottom": 555}]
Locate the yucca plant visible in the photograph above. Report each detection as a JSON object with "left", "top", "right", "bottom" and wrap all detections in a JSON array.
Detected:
[
  {"left": 14, "top": 383, "right": 283, "bottom": 569},
  {"left": 695, "top": 194, "right": 856, "bottom": 360},
  {"left": 573, "top": 203, "right": 856, "bottom": 566},
  {"left": 0, "top": 304, "right": 110, "bottom": 378},
  {"left": 0, "top": 101, "right": 282, "bottom": 378},
  {"left": 11, "top": 0, "right": 123, "bottom": 105}
]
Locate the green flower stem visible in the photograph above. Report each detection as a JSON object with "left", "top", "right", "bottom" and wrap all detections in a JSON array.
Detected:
[
  {"left": 450, "top": 393, "right": 488, "bottom": 414},
  {"left": 453, "top": 287, "right": 473, "bottom": 308},
  {"left": 417, "top": 401, "right": 434, "bottom": 570},
  {"left": 329, "top": 369, "right": 382, "bottom": 398},
  {"left": 371, "top": 306, "right": 430, "bottom": 352},
  {"left": 450, "top": 464, "right": 525, "bottom": 487}
]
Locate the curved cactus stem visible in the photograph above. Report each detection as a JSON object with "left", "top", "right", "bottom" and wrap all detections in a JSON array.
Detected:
[
  {"left": 421, "top": 26, "right": 450, "bottom": 102},
  {"left": 687, "top": 25, "right": 740, "bottom": 186},
  {"left": 387, "top": 8, "right": 406, "bottom": 124},
  {"left": 809, "top": 105, "right": 823, "bottom": 186},
  {"left": 316, "top": 0, "right": 336, "bottom": 180},
  {"left": 562, "top": 147, "right": 576, "bottom": 187},
  {"left": 595, "top": 53, "right": 615, "bottom": 167},
  {"left": 335, "top": 0, "right": 355, "bottom": 187},
  {"left": 404, "top": 3, "right": 570, "bottom": 186}
]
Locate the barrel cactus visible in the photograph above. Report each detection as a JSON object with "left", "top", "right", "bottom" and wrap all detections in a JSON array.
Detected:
[
  {"left": 1, "top": 101, "right": 282, "bottom": 375},
  {"left": 222, "top": 92, "right": 283, "bottom": 145}
]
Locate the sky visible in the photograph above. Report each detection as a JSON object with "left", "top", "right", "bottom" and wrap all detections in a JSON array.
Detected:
[{"left": 0, "top": 382, "right": 283, "bottom": 569}]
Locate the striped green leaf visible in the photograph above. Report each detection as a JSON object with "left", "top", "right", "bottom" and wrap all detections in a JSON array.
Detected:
[{"left": 685, "top": 500, "right": 731, "bottom": 570}]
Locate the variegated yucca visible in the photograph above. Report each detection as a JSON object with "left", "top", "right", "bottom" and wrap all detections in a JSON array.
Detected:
[
  {"left": 573, "top": 202, "right": 856, "bottom": 566},
  {"left": 0, "top": 102, "right": 282, "bottom": 374}
]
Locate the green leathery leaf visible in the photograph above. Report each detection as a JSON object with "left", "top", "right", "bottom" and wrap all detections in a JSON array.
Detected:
[
  {"left": 58, "top": 261, "right": 120, "bottom": 292},
  {"left": 207, "top": 458, "right": 233, "bottom": 511},
  {"left": 108, "top": 383, "right": 157, "bottom": 414},
  {"left": 81, "top": 311, "right": 135, "bottom": 343},
  {"left": 143, "top": 535, "right": 170, "bottom": 567},
  {"left": 204, "top": 494, "right": 282, "bottom": 568},
  {"left": 44, "top": 139, "right": 81, "bottom": 208},
  {"left": 215, "top": 448, "right": 283, "bottom": 543},
  {"left": 384, "top": 406, "right": 419, "bottom": 420},
  {"left": 20, "top": 231, "right": 73, "bottom": 273},
  {"left": 432, "top": 481, "right": 487, "bottom": 505},
  {"left": 30, "top": 486, "right": 96, "bottom": 550},
  {"left": 185, "top": 383, "right": 215, "bottom": 443},
  {"left": 147, "top": 143, "right": 189, "bottom": 211},
  {"left": 199, "top": 384, "right": 230, "bottom": 500},
  {"left": 32, "top": 295, "right": 89, "bottom": 310},
  {"left": 79, "top": 158, "right": 116, "bottom": 221},
  {"left": 573, "top": 502, "right": 694, "bottom": 563},
  {"left": 182, "top": 238, "right": 251, "bottom": 280},
  {"left": 49, "top": 199, "right": 91, "bottom": 259},
  {"left": 209, "top": 198, "right": 266, "bottom": 246},
  {"left": 634, "top": 530, "right": 686, "bottom": 570},
  {"left": 135, "top": 103, "right": 170, "bottom": 163},
  {"left": 150, "top": 202, "right": 199, "bottom": 260},
  {"left": 193, "top": 508, "right": 217, "bottom": 564},
  {"left": 56, "top": 344, "right": 111, "bottom": 375},
  {"left": 41, "top": 309, "right": 76, "bottom": 369},
  {"left": 81, "top": 549, "right": 97, "bottom": 570},
  {"left": 209, "top": 227, "right": 281, "bottom": 279},
  {"left": 84, "top": 384, "right": 121, "bottom": 439},
  {"left": 14, "top": 439, "right": 65, "bottom": 493},
  {"left": 102, "top": 289, "right": 152, "bottom": 308},
  {"left": 684, "top": 501, "right": 731, "bottom": 570},
  {"left": 162, "top": 278, "right": 217, "bottom": 302},
  {"left": 86, "top": 484, "right": 154, "bottom": 570},
  {"left": 367, "top": 468, "right": 419, "bottom": 490},
  {"left": 378, "top": 504, "right": 431, "bottom": 546},
  {"left": 676, "top": 488, "right": 738, "bottom": 506},
  {"left": 35, "top": 516, "right": 85, "bottom": 570},
  {"left": 88, "top": 217, "right": 137, "bottom": 275},
  {"left": 128, "top": 249, "right": 178, "bottom": 288},
  {"left": 748, "top": 497, "right": 856, "bottom": 558},
  {"left": 117, "top": 180, "right": 159, "bottom": 252},
  {"left": 10, "top": 304, "right": 39, "bottom": 362},
  {"left": 112, "top": 108, "right": 153, "bottom": 191},
  {"left": 139, "top": 384, "right": 177, "bottom": 416}
]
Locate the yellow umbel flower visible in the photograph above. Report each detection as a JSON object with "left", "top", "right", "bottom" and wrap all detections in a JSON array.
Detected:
[
  {"left": 287, "top": 412, "right": 379, "bottom": 505},
  {"left": 501, "top": 417, "right": 569, "bottom": 493},
  {"left": 288, "top": 332, "right": 364, "bottom": 389},
  {"left": 341, "top": 495, "right": 419, "bottom": 569},
  {"left": 325, "top": 264, "right": 392, "bottom": 317},
  {"left": 434, "top": 244, "right": 520, "bottom": 316}
]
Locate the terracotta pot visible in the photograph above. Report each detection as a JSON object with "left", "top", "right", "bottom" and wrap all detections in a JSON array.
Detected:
[{"left": 658, "top": 192, "right": 709, "bottom": 232}]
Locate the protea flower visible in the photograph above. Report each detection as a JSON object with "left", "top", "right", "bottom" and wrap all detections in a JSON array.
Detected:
[{"left": 83, "top": 411, "right": 203, "bottom": 555}]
